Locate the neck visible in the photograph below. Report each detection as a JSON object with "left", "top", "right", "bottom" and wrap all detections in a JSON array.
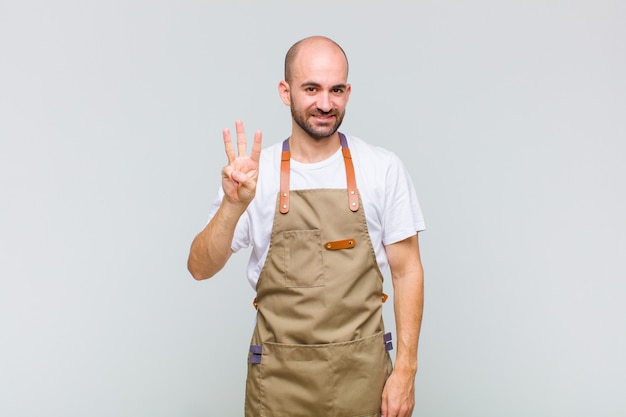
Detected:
[{"left": 289, "top": 128, "right": 341, "bottom": 163}]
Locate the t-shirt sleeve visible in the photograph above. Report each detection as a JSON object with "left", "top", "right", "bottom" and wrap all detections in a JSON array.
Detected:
[{"left": 382, "top": 152, "right": 426, "bottom": 245}]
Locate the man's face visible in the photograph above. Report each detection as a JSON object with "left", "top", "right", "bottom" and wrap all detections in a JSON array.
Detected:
[{"left": 285, "top": 46, "right": 351, "bottom": 140}]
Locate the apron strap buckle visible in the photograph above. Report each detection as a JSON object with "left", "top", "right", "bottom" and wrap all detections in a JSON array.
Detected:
[
  {"left": 249, "top": 344, "right": 262, "bottom": 364},
  {"left": 384, "top": 332, "right": 394, "bottom": 351}
]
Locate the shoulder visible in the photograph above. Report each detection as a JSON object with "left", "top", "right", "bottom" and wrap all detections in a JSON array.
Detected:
[
  {"left": 344, "top": 134, "right": 405, "bottom": 175},
  {"left": 345, "top": 134, "right": 393, "bottom": 156}
]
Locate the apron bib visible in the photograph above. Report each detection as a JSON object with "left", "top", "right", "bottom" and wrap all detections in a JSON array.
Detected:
[{"left": 245, "top": 134, "right": 393, "bottom": 417}]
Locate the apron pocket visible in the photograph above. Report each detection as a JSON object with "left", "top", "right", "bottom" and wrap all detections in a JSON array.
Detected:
[
  {"left": 260, "top": 342, "right": 333, "bottom": 417},
  {"left": 279, "top": 229, "right": 325, "bottom": 288},
  {"left": 252, "top": 333, "right": 391, "bottom": 417},
  {"left": 332, "top": 331, "right": 392, "bottom": 417}
]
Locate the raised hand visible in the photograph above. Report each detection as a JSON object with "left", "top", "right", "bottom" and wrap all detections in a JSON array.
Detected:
[{"left": 221, "top": 120, "right": 262, "bottom": 207}]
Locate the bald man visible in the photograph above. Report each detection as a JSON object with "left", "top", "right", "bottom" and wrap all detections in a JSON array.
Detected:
[{"left": 188, "top": 36, "right": 425, "bottom": 417}]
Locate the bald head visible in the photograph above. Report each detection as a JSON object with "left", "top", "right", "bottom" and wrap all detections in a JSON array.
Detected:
[{"left": 284, "top": 36, "right": 349, "bottom": 84}]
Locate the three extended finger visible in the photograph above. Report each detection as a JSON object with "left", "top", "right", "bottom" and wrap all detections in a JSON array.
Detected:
[
  {"left": 235, "top": 120, "right": 247, "bottom": 157},
  {"left": 250, "top": 130, "right": 263, "bottom": 163},
  {"left": 223, "top": 128, "right": 236, "bottom": 163}
]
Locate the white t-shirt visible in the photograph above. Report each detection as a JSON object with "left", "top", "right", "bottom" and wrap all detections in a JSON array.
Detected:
[{"left": 208, "top": 134, "right": 426, "bottom": 290}]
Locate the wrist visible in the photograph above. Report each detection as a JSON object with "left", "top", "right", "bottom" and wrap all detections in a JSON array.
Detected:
[
  {"left": 220, "top": 197, "right": 249, "bottom": 217},
  {"left": 393, "top": 356, "right": 418, "bottom": 376}
]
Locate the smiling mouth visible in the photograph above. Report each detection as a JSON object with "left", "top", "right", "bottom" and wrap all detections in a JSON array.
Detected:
[{"left": 312, "top": 113, "right": 335, "bottom": 120}]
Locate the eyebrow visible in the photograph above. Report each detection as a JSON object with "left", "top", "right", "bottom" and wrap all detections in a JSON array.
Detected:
[{"left": 301, "top": 81, "right": 347, "bottom": 90}]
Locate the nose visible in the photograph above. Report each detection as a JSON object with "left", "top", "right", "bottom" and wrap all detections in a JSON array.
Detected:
[{"left": 316, "top": 92, "right": 332, "bottom": 113}]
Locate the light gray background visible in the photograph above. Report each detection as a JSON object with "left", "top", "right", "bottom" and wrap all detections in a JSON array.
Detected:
[{"left": 1, "top": 0, "right": 624, "bottom": 416}]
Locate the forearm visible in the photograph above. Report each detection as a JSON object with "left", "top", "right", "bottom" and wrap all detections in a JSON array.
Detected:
[
  {"left": 381, "top": 235, "right": 423, "bottom": 416},
  {"left": 392, "top": 262, "right": 424, "bottom": 375},
  {"left": 187, "top": 201, "right": 246, "bottom": 280}
]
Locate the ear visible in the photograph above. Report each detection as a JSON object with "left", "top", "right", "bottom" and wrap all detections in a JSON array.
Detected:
[
  {"left": 278, "top": 80, "right": 291, "bottom": 106},
  {"left": 345, "top": 83, "right": 352, "bottom": 103}
]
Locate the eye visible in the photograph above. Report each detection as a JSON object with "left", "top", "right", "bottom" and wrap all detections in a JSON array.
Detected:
[
  {"left": 332, "top": 88, "right": 344, "bottom": 94},
  {"left": 305, "top": 87, "right": 316, "bottom": 92}
]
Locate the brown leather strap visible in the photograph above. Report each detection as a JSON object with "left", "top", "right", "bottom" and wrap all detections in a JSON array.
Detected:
[
  {"left": 342, "top": 146, "right": 359, "bottom": 212},
  {"left": 280, "top": 134, "right": 359, "bottom": 214},
  {"left": 324, "top": 238, "right": 356, "bottom": 250},
  {"left": 280, "top": 148, "right": 290, "bottom": 214}
]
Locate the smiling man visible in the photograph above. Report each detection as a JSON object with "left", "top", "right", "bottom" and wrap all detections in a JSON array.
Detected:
[{"left": 188, "top": 36, "right": 425, "bottom": 417}]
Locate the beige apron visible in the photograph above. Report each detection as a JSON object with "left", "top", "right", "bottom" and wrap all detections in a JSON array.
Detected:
[{"left": 245, "top": 134, "right": 393, "bottom": 417}]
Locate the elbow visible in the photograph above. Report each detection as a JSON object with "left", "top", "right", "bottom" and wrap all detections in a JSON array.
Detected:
[
  {"left": 187, "top": 244, "right": 231, "bottom": 281},
  {"left": 187, "top": 260, "right": 214, "bottom": 281},
  {"left": 189, "top": 270, "right": 210, "bottom": 281}
]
